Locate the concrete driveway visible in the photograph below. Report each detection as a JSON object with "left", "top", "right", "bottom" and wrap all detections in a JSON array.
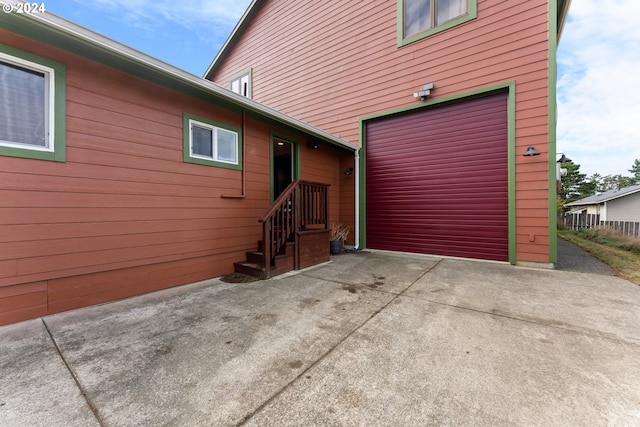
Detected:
[{"left": 2, "top": 251, "right": 639, "bottom": 426}]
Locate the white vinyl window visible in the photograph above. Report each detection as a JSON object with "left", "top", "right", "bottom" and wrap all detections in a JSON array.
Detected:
[
  {"left": 183, "top": 113, "right": 242, "bottom": 170},
  {"left": 190, "top": 120, "right": 238, "bottom": 164},
  {"left": 399, "top": 0, "right": 476, "bottom": 46},
  {"left": 404, "top": 0, "right": 467, "bottom": 36},
  {"left": 230, "top": 69, "right": 251, "bottom": 98},
  {"left": 0, "top": 53, "right": 54, "bottom": 152}
]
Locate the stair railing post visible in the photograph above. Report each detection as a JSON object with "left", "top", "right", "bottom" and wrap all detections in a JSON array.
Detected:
[
  {"left": 263, "top": 217, "right": 271, "bottom": 278},
  {"left": 294, "top": 185, "right": 301, "bottom": 270}
]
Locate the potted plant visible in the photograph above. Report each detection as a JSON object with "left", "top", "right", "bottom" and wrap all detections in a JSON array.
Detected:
[{"left": 329, "top": 223, "right": 350, "bottom": 254}]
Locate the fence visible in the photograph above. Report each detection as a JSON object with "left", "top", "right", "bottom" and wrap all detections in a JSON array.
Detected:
[{"left": 560, "top": 213, "right": 640, "bottom": 238}]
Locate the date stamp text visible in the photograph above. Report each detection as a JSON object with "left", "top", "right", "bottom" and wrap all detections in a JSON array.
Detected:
[{"left": 2, "top": 2, "right": 46, "bottom": 14}]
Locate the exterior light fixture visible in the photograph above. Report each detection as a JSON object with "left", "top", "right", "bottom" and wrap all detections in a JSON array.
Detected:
[
  {"left": 556, "top": 153, "right": 572, "bottom": 187},
  {"left": 413, "top": 82, "right": 434, "bottom": 101},
  {"left": 344, "top": 167, "right": 354, "bottom": 175},
  {"left": 308, "top": 141, "right": 319, "bottom": 149},
  {"left": 523, "top": 146, "right": 540, "bottom": 156}
]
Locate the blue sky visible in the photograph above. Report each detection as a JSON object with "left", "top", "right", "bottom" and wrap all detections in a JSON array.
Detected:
[
  {"left": 43, "top": 0, "right": 253, "bottom": 75},
  {"left": 42, "top": 0, "right": 640, "bottom": 178}
]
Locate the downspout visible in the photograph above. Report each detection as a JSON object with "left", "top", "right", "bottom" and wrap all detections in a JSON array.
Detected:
[
  {"left": 221, "top": 109, "right": 247, "bottom": 199},
  {"left": 354, "top": 148, "right": 361, "bottom": 249}
]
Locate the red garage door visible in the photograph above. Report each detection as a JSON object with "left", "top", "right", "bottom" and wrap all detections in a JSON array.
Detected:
[{"left": 365, "top": 92, "right": 508, "bottom": 261}]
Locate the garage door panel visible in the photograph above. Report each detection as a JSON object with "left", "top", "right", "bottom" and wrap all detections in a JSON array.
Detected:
[{"left": 366, "top": 92, "right": 509, "bottom": 261}]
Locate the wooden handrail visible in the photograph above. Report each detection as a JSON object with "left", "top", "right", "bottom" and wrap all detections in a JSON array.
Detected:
[{"left": 259, "top": 180, "right": 329, "bottom": 277}]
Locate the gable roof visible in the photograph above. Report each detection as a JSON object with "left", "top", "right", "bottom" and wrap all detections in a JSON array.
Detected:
[
  {"left": 0, "top": 1, "right": 357, "bottom": 152},
  {"left": 204, "top": 0, "right": 263, "bottom": 80},
  {"left": 566, "top": 184, "right": 640, "bottom": 206},
  {"left": 204, "top": 0, "right": 572, "bottom": 80}
]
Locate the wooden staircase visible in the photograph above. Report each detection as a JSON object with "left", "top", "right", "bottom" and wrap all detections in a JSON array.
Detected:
[
  {"left": 234, "top": 239, "right": 296, "bottom": 279},
  {"left": 233, "top": 180, "right": 330, "bottom": 279}
]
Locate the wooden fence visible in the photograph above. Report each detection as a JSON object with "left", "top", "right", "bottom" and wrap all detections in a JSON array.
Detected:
[{"left": 560, "top": 213, "right": 640, "bottom": 238}]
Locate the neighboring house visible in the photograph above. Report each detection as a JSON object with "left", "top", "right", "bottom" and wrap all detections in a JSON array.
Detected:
[
  {"left": 566, "top": 184, "right": 640, "bottom": 222},
  {"left": 206, "top": 0, "right": 571, "bottom": 266},
  {"left": 0, "top": 8, "right": 357, "bottom": 325}
]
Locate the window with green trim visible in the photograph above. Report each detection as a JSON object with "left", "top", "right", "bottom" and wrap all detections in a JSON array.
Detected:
[
  {"left": 399, "top": 0, "right": 476, "bottom": 45},
  {"left": 183, "top": 113, "right": 242, "bottom": 170},
  {"left": 0, "top": 45, "right": 65, "bottom": 162}
]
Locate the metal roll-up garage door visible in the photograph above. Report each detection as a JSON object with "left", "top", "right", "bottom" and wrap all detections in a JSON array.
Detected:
[{"left": 365, "top": 92, "right": 508, "bottom": 261}]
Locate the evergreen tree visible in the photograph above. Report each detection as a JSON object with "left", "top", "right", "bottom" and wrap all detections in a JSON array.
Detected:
[
  {"left": 629, "top": 158, "right": 640, "bottom": 185},
  {"left": 600, "top": 174, "right": 634, "bottom": 191},
  {"left": 559, "top": 162, "right": 588, "bottom": 202}
]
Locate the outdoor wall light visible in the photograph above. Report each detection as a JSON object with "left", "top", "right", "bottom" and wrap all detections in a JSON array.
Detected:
[
  {"left": 523, "top": 146, "right": 540, "bottom": 156},
  {"left": 308, "top": 141, "right": 319, "bottom": 149},
  {"left": 344, "top": 167, "right": 354, "bottom": 175},
  {"left": 556, "top": 153, "right": 572, "bottom": 182},
  {"left": 413, "top": 82, "right": 434, "bottom": 101}
]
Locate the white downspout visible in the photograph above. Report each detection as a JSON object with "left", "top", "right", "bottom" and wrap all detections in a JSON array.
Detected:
[{"left": 354, "top": 148, "right": 361, "bottom": 250}]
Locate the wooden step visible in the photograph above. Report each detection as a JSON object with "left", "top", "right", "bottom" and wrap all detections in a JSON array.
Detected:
[
  {"left": 245, "top": 251, "right": 264, "bottom": 264},
  {"left": 233, "top": 261, "right": 266, "bottom": 279}
]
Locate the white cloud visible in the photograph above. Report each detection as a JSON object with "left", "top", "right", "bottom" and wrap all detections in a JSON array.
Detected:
[
  {"left": 557, "top": 0, "right": 640, "bottom": 177},
  {"left": 69, "top": 0, "right": 252, "bottom": 43},
  {"left": 81, "top": 0, "right": 251, "bottom": 23}
]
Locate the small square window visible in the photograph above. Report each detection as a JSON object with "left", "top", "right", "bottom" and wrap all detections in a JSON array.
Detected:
[{"left": 183, "top": 113, "right": 242, "bottom": 170}]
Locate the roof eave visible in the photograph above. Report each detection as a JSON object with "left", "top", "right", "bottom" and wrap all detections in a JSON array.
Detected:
[
  {"left": 0, "top": 3, "right": 357, "bottom": 152},
  {"left": 557, "top": 0, "right": 572, "bottom": 43},
  {"left": 203, "top": 0, "right": 263, "bottom": 80},
  {"left": 567, "top": 186, "right": 640, "bottom": 205}
]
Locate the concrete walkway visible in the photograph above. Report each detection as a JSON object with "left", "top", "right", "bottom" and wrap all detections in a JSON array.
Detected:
[{"left": 1, "top": 251, "right": 639, "bottom": 426}]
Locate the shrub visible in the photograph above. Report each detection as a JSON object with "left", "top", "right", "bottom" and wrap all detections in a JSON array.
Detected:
[{"left": 576, "top": 227, "right": 640, "bottom": 254}]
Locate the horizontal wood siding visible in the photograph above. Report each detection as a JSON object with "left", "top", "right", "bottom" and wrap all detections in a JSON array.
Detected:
[
  {"left": 211, "top": 0, "right": 553, "bottom": 263},
  {"left": 299, "top": 142, "right": 343, "bottom": 225},
  {"left": 0, "top": 31, "right": 342, "bottom": 324}
]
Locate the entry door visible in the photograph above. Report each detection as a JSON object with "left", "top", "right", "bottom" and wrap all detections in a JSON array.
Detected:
[{"left": 273, "top": 139, "right": 294, "bottom": 199}]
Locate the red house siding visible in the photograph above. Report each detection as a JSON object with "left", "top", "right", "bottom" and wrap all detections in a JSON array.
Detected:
[
  {"left": 210, "top": 0, "right": 555, "bottom": 264},
  {"left": 0, "top": 30, "right": 346, "bottom": 325}
]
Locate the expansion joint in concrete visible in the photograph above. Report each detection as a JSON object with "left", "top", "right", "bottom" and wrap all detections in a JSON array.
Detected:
[
  {"left": 236, "top": 259, "right": 442, "bottom": 425},
  {"left": 42, "top": 319, "right": 106, "bottom": 427}
]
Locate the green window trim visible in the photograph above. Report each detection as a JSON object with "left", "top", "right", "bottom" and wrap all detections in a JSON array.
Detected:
[
  {"left": 0, "top": 43, "right": 66, "bottom": 162},
  {"left": 397, "top": 0, "right": 477, "bottom": 47},
  {"left": 183, "top": 112, "right": 242, "bottom": 170}
]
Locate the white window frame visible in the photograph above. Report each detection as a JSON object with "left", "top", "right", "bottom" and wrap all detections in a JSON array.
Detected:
[
  {"left": 189, "top": 119, "right": 238, "bottom": 165},
  {"left": 0, "top": 52, "right": 55, "bottom": 153},
  {"left": 229, "top": 68, "right": 252, "bottom": 98},
  {"left": 398, "top": 0, "right": 477, "bottom": 47},
  {"left": 183, "top": 113, "right": 242, "bottom": 170}
]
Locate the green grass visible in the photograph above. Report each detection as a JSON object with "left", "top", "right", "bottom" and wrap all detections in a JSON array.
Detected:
[{"left": 558, "top": 228, "right": 640, "bottom": 285}]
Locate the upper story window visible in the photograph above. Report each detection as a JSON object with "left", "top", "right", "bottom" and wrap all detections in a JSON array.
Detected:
[
  {"left": 399, "top": 0, "right": 477, "bottom": 46},
  {"left": 0, "top": 45, "right": 65, "bottom": 161},
  {"left": 183, "top": 113, "right": 242, "bottom": 170},
  {"left": 229, "top": 68, "right": 252, "bottom": 98}
]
